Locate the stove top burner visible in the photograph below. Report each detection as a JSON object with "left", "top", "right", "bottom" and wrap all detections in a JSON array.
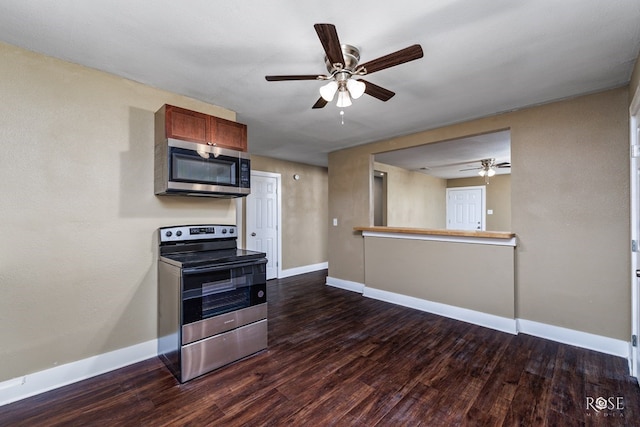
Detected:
[{"left": 160, "top": 248, "right": 266, "bottom": 268}]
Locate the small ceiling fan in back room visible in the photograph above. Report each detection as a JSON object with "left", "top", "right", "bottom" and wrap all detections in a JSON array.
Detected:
[
  {"left": 460, "top": 158, "right": 511, "bottom": 183},
  {"left": 265, "top": 23, "right": 424, "bottom": 109}
]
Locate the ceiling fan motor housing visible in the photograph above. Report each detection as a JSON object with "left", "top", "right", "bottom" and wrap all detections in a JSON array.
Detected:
[{"left": 325, "top": 44, "right": 360, "bottom": 74}]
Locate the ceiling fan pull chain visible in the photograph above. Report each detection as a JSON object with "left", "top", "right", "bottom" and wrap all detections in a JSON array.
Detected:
[{"left": 340, "top": 110, "right": 345, "bottom": 125}]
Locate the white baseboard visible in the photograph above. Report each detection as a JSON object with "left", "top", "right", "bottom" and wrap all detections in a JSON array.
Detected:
[
  {"left": 326, "top": 276, "right": 365, "bottom": 293},
  {"left": 517, "top": 319, "right": 629, "bottom": 358},
  {"left": 279, "top": 262, "right": 328, "bottom": 279},
  {"left": 0, "top": 339, "right": 157, "bottom": 407},
  {"left": 363, "top": 286, "right": 517, "bottom": 334},
  {"left": 360, "top": 286, "right": 629, "bottom": 358}
]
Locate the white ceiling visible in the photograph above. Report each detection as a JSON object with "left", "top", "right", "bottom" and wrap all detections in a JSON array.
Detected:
[{"left": 0, "top": 1, "right": 638, "bottom": 167}]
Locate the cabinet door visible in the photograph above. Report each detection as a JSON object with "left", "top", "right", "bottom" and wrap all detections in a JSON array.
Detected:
[
  {"left": 210, "top": 116, "right": 248, "bottom": 151},
  {"left": 165, "top": 105, "right": 209, "bottom": 144}
]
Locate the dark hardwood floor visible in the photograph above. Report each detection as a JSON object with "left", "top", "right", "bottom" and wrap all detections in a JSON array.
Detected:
[{"left": 1, "top": 270, "right": 638, "bottom": 426}]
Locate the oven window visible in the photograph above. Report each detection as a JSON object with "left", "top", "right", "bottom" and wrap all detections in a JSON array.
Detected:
[
  {"left": 172, "top": 152, "right": 237, "bottom": 186},
  {"left": 201, "top": 288, "right": 249, "bottom": 316},
  {"left": 182, "top": 284, "right": 266, "bottom": 324},
  {"left": 183, "top": 287, "right": 249, "bottom": 323},
  {"left": 181, "top": 263, "right": 266, "bottom": 324}
]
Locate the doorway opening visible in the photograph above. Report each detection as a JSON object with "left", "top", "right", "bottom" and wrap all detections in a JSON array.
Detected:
[
  {"left": 373, "top": 170, "right": 387, "bottom": 226},
  {"left": 372, "top": 130, "right": 511, "bottom": 231}
]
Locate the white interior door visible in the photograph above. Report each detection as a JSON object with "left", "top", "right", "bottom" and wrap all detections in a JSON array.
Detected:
[
  {"left": 246, "top": 172, "right": 280, "bottom": 280},
  {"left": 630, "top": 88, "right": 640, "bottom": 380},
  {"left": 446, "top": 186, "right": 485, "bottom": 231}
]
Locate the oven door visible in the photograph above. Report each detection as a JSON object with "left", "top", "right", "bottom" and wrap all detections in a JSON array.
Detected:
[
  {"left": 167, "top": 139, "right": 250, "bottom": 195},
  {"left": 181, "top": 259, "right": 266, "bottom": 325}
]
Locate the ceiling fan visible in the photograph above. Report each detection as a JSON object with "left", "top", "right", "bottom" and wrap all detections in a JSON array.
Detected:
[
  {"left": 460, "top": 158, "right": 511, "bottom": 178},
  {"left": 265, "top": 23, "right": 423, "bottom": 109}
]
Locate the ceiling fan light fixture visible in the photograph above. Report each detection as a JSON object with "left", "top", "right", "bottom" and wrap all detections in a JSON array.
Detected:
[
  {"left": 319, "top": 80, "right": 338, "bottom": 101},
  {"left": 478, "top": 169, "right": 486, "bottom": 177},
  {"left": 487, "top": 168, "right": 496, "bottom": 177},
  {"left": 346, "top": 79, "right": 366, "bottom": 99},
  {"left": 336, "top": 88, "right": 352, "bottom": 107}
]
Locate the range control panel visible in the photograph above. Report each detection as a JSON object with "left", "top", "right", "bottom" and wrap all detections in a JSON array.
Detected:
[{"left": 160, "top": 224, "right": 237, "bottom": 243}]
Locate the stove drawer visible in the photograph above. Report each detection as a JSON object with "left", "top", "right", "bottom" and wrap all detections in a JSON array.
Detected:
[
  {"left": 181, "top": 318, "right": 267, "bottom": 382},
  {"left": 182, "top": 303, "right": 267, "bottom": 345}
]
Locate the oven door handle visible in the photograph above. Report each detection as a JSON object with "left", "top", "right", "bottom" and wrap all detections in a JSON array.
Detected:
[{"left": 181, "top": 258, "right": 266, "bottom": 275}]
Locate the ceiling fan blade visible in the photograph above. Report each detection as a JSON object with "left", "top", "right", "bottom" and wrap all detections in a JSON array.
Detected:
[
  {"left": 265, "top": 75, "right": 322, "bottom": 81},
  {"left": 496, "top": 162, "right": 511, "bottom": 168},
  {"left": 314, "top": 23, "right": 344, "bottom": 67},
  {"left": 312, "top": 97, "right": 328, "bottom": 109},
  {"left": 358, "top": 79, "right": 395, "bottom": 101},
  {"left": 359, "top": 44, "right": 424, "bottom": 75}
]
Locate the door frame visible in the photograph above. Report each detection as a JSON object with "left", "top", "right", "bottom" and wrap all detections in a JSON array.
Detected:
[
  {"left": 239, "top": 170, "right": 282, "bottom": 279},
  {"left": 446, "top": 185, "right": 486, "bottom": 231},
  {"left": 630, "top": 85, "right": 640, "bottom": 378}
]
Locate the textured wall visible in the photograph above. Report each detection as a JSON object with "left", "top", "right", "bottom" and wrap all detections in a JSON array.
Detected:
[
  {"left": 0, "top": 42, "right": 239, "bottom": 381},
  {"left": 374, "top": 162, "right": 446, "bottom": 228},
  {"left": 364, "top": 237, "right": 515, "bottom": 318},
  {"left": 250, "top": 155, "right": 328, "bottom": 270},
  {"left": 329, "top": 87, "right": 630, "bottom": 340},
  {"left": 510, "top": 89, "right": 629, "bottom": 339},
  {"left": 328, "top": 150, "right": 371, "bottom": 284}
]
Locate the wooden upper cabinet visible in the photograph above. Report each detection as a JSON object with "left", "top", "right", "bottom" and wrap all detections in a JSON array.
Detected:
[
  {"left": 164, "top": 105, "right": 208, "bottom": 144},
  {"left": 210, "top": 116, "right": 247, "bottom": 151},
  {"left": 161, "top": 104, "right": 248, "bottom": 151}
]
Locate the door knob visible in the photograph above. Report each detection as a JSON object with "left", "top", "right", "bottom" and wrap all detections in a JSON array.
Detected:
[
  {"left": 251, "top": 232, "right": 256, "bottom": 237},
  {"left": 636, "top": 269, "right": 640, "bottom": 278}
]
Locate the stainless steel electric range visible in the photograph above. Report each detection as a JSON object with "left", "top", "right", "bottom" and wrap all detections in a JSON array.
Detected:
[{"left": 157, "top": 224, "right": 267, "bottom": 383}]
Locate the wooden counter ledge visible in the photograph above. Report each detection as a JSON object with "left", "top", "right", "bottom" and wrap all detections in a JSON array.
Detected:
[{"left": 354, "top": 226, "right": 516, "bottom": 240}]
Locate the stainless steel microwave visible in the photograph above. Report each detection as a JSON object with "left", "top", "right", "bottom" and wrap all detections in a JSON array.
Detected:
[{"left": 155, "top": 138, "right": 251, "bottom": 198}]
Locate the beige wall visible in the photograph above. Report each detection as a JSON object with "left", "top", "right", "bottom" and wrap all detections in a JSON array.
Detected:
[
  {"left": 250, "top": 155, "right": 328, "bottom": 270},
  {"left": 329, "top": 87, "right": 629, "bottom": 340},
  {"left": 364, "top": 237, "right": 515, "bottom": 318},
  {"left": 0, "top": 42, "right": 325, "bottom": 382},
  {"left": 328, "top": 151, "right": 371, "bottom": 280},
  {"left": 447, "top": 174, "right": 511, "bottom": 231},
  {"left": 0, "top": 42, "right": 236, "bottom": 381},
  {"left": 374, "top": 162, "right": 446, "bottom": 228}
]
